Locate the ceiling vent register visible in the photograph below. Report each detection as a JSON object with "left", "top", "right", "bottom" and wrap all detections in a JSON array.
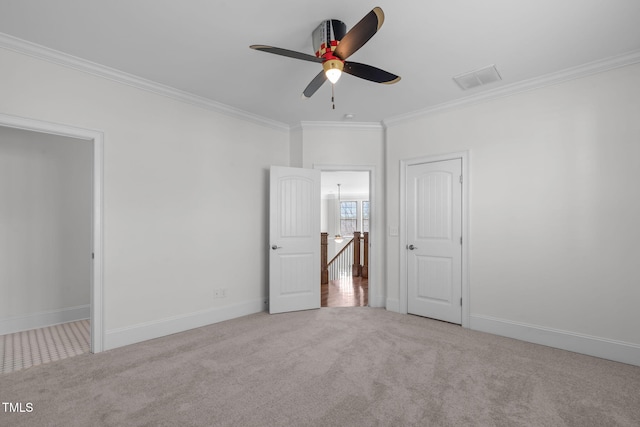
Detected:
[{"left": 453, "top": 64, "right": 502, "bottom": 90}]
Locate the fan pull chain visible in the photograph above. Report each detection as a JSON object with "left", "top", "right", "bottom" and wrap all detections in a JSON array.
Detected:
[{"left": 331, "top": 83, "right": 336, "bottom": 110}]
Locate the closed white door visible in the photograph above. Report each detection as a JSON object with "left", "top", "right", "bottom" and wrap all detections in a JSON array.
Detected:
[
  {"left": 406, "top": 159, "right": 462, "bottom": 324},
  {"left": 269, "top": 166, "right": 321, "bottom": 314}
]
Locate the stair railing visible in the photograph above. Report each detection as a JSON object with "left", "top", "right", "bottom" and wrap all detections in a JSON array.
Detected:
[
  {"left": 322, "top": 231, "right": 369, "bottom": 283},
  {"left": 327, "top": 238, "right": 354, "bottom": 281}
]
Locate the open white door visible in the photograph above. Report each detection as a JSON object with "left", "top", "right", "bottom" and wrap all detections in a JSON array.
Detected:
[
  {"left": 407, "top": 159, "right": 462, "bottom": 324},
  {"left": 269, "top": 166, "right": 321, "bottom": 314}
]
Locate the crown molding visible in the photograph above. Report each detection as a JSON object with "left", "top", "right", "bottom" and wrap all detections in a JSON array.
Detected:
[
  {"left": 4, "top": 31, "right": 639, "bottom": 133},
  {"left": 297, "top": 121, "right": 384, "bottom": 131},
  {"left": 0, "top": 32, "right": 290, "bottom": 132},
  {"left": 383, "top": 49, "right": 640, "bottom": 127}
]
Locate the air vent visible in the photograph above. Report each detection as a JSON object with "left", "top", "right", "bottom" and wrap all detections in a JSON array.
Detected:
[{"left": 453, "top": 64, "right": 502, "bottom": 90}]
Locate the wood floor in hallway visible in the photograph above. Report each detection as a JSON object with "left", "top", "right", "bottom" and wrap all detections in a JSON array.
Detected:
[{"left": 321, "top": 275, "right": 368, "bottom": 307}]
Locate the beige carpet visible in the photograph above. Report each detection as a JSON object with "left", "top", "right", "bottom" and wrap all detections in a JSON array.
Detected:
[
  {"left": 1, "top": 308, "right": 639, "bottom": 426},
  {"left": 0, "top": 319, "right": 90, "bottom": 375}
]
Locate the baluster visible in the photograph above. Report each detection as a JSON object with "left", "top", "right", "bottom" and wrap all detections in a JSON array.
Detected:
[{"left": 351, "top": 239, "right": 354, "bottom": 277}]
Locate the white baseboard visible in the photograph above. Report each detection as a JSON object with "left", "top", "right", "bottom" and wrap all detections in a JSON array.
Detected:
[
  {"left": 104, "top": 298, "right": 266, "bottom": 350},
  {"left": 385, "top": 298, "right": 400, "bottom": 313},
  {"left": 470, "top": 314, "right": 640, "bottom": 367},
  {"left": 0, "top": 305, "right": 90, "bottom": 335},
  {"left": 369, "top": 295, "right": 386, "bottom": 308}
]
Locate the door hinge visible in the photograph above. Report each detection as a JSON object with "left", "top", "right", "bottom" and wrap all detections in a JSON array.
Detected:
[
  {"left": 460, "top": 175, "right": 463, "bottom": 184},
  {"left": 91, "top": 252, "right": 94, "bottom": 259},
  {"left": 460, "top": 298, "right": 462, "bottom": 306},
  {"left": 460, "top": 236, "right": 462, "bottom": 245}
]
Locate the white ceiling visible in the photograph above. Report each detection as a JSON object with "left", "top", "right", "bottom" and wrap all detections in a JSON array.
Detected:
[
  {"left": 321, "top": 171, "right": 369, "bottom": 198},
  {"left": 1, "top": 1, "right": 639, "bottom": 127}
]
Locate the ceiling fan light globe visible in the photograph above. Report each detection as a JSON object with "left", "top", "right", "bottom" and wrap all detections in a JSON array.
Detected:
[
  {"left": 326, "top": 69, "right": 342, "bottom": 84},
  {"left": 323, "top": 59, "right": 344, "bottom": 84}
]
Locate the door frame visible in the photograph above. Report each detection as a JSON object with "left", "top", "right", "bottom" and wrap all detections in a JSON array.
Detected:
[
  {"left": 0, "top": 113, "right": 104, "bottom": 353},
  {"left": 400, "top": 151, "right": 470, "bottom": 327},
  {"left": 314, "top": 164, "right": 379, "bottom": 307}
]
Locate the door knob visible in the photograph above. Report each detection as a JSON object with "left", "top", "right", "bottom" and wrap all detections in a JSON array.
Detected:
[
  {"left": 407, "top": 244, "right": 418, "bottom": 250},
  {"left": 271, "top": 245, "right": 282, "bottom": 250}
]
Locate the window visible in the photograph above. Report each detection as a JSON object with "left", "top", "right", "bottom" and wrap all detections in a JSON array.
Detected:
[
  {"left": 362, "top": 201, "right": 370, "bottom": 232},
  {"left": 340, "top": 201, "right": 357, "bottom": 236}
]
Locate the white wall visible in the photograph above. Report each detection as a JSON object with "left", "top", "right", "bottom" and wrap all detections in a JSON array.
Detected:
[
  {"left": 0, "top": 126, "right": 92, "bottom": 333},
  {"left": 321, "top": 197, "right": 330, "bottom": 233},
  {"left": 289, "top": 126, "right": 303, "bottom": 168},
  {"left": 0, "top": 47, "right": 289, "bottom": 349},
  {"left": 300, "top": 123, "right": 385, "bottom": 306},
  {"left": 385, "top": 63, "right": 640, "bottom": 355}
]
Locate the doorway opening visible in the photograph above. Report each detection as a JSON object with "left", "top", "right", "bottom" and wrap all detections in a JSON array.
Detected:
[
  {"left": 0, "top": 114, "right": 103, "bottom": 368},
  {"left": 320, "top": 169, "right": 371, "bottom": 307}
]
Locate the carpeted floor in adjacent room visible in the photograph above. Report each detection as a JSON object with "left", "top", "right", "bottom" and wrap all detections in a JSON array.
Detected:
[{"left": 0, "top": 319, "right": 90, "bottom": 375}]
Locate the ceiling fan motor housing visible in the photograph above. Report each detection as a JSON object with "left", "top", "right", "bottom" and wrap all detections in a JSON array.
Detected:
[{"left": 312, "top": 19, "right": 346, "bottom": 60}]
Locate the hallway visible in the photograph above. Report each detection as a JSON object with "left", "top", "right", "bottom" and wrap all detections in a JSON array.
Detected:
[{"left": 321, "top": 275, "right": 368, "bottom": 307}]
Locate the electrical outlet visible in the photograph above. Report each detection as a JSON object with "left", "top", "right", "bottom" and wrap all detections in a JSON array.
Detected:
[
  {"left": 221, "top": 288, "right": 227, "bottom": 298},
  {"left": 214, "top": 289, "right": 221, "bottom": 299}
]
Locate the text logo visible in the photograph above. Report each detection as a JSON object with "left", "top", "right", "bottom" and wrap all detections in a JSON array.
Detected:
[{"left": 2, "top": 402, "right": 34, "bottom": 413}]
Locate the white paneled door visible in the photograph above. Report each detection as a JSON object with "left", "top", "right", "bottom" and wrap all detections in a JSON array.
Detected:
[
  {"left": 407, "top": 159, "right": 462, "bottom": 324},
  {"left": 269, "top": 166, "right": 321, "bottom": 314}
]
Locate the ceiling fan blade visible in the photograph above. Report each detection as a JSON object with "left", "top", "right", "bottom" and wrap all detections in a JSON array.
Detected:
[
  {"left": 302, "top": 71, "right": 328, "bottom": 99},
  {"left": 343, "top": 61, "right": 401, "bottom": 84},
  {"left": 334, "top": 7, "right": 384, "bottom": 60},
  {"left": 250, "top": 45, "right": 323, "bottom": 63}
]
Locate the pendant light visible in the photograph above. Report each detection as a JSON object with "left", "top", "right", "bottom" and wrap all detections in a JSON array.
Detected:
[{"left": 334, "top": 183, "right": 343, "bottom": 243}]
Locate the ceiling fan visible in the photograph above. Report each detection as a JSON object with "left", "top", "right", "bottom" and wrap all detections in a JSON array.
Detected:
[{"left": 250, "top": 7, "right": 401, "bottom": 100}]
